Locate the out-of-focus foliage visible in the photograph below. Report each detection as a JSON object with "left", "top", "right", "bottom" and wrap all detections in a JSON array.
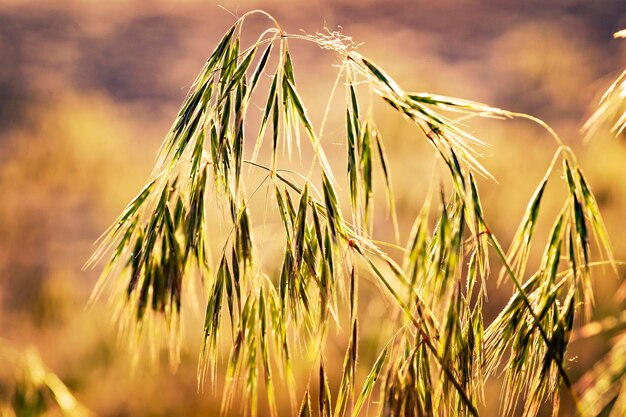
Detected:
[
  {"left": 0, "top": 342, "right": 91, "bottom": 417},
  {"left": 583, "top": 30, "right": 626, "bottom": 140}
]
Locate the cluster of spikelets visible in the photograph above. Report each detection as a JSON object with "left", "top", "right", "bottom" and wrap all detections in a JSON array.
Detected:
[
  {"left": 575, "top": 29, "right": 626, "bottom": 417},
  {"left": 81, "top": 12, "right": 624, "bottom": 417}
]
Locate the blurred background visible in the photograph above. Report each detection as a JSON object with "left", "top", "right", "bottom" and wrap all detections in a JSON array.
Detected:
[{"left": 0, "top": 0, "right": 625, "bottom": 415}]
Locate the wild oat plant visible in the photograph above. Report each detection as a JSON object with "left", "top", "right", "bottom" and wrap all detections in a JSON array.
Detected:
[
  {"left": 575, "top": 30, "right": 626, "bottom": 417},
  {"left": 86, "top": 12, "right": 623, "bottom": 417}
]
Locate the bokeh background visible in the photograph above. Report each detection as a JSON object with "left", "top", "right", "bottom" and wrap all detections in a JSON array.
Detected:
[{"left": 1, "top": 0, "right": 625, "bottom": 416}]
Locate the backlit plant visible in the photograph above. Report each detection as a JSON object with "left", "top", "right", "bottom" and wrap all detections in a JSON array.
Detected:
[{"left": 86, "top": 11, "right": 623, "bottom": 417}]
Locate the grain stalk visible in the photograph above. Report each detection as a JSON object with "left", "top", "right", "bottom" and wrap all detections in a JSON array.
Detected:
[
  {"left": 88, "top": 11, "right": 617, "bottom": 417},
  {"left": 575, "top": 29, "right": 626, "bottom": 417}
]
